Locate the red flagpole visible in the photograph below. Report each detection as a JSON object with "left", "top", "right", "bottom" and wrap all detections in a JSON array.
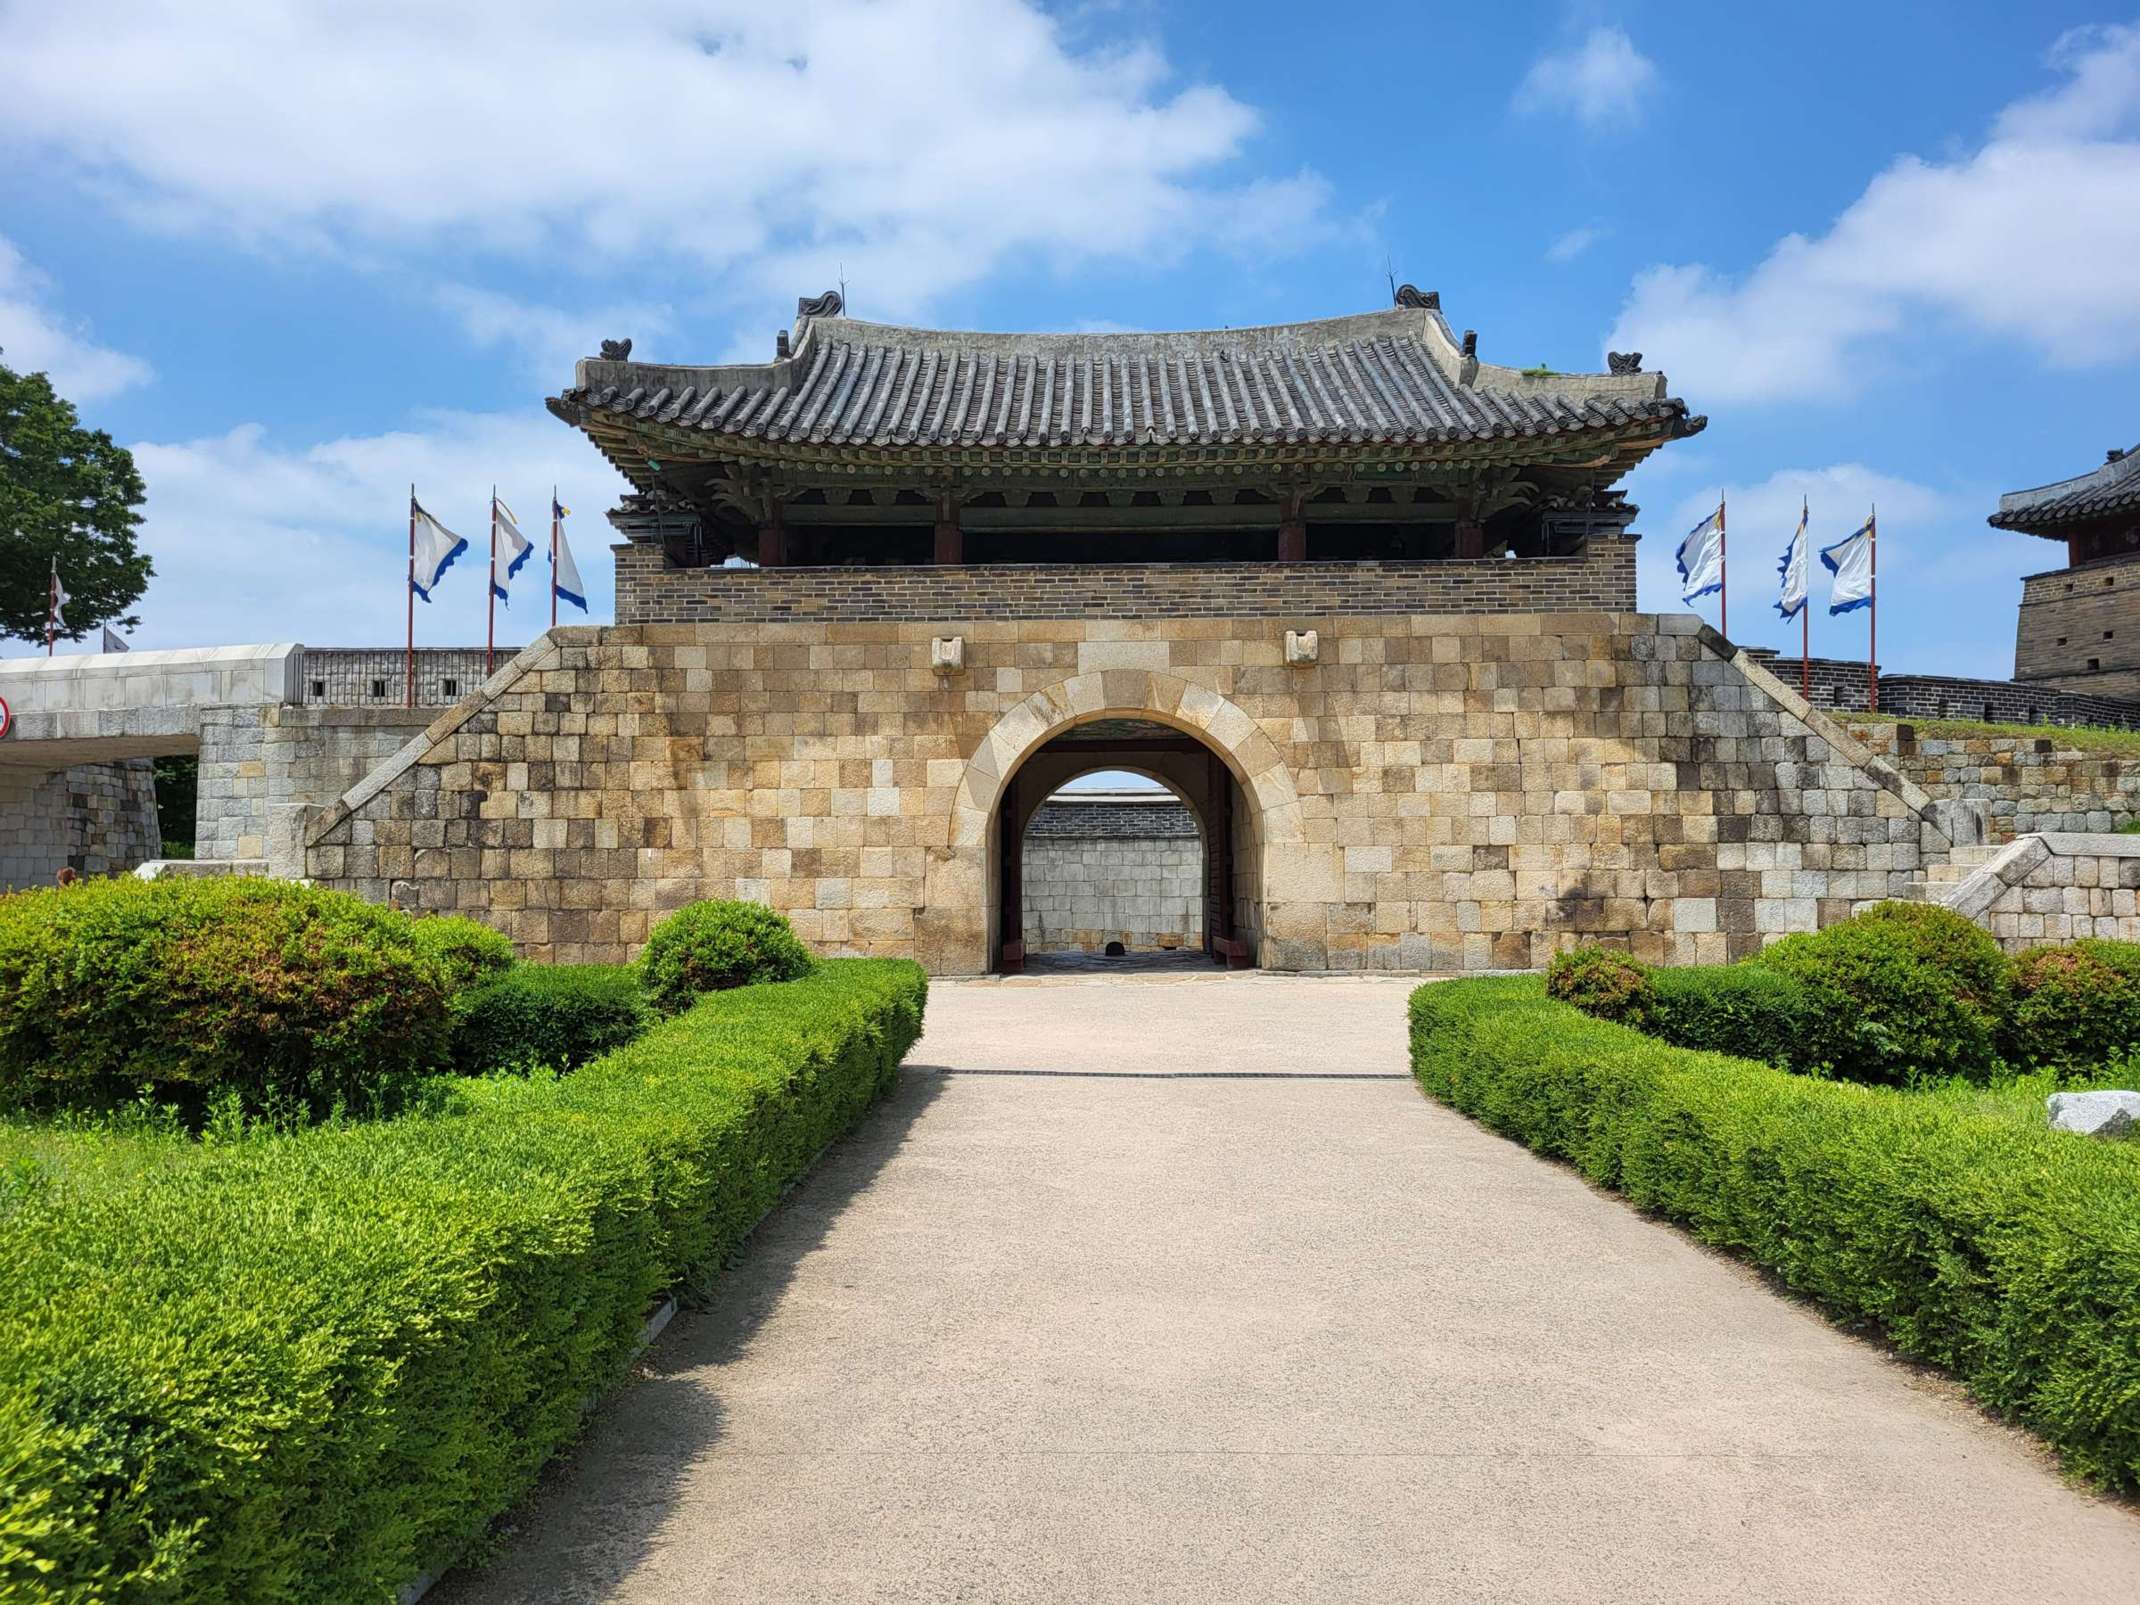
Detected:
[
  {"left": 1718, "top": 493, "right": 1728, "bottom": 641},
  {"left": 1868, "top": 508, "right": 1879, "bottom": 715},
  {"left": 1801, "top": 499, "right": 1810, "bottom": 702},
  {"left": 405, "top": 487, "right": 416, "bottom": 709},
  {"left": 486, "top": 487, "right": 497, "bottom": 676},
  {"left": 550, "top": 486, "right": 559, "bottom": 630}
]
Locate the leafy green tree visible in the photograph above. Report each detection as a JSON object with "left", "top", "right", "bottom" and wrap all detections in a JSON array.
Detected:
[{"left": 0, "top": 353, "right": 151, "bottom": 643}]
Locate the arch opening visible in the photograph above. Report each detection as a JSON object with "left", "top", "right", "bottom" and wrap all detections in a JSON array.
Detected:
[{"left": 991, "top": 717, "right": 1259, "bottom": 974}]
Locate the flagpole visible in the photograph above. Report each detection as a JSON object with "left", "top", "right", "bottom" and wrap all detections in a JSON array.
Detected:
[
  {"left": 550, "top": 487, "right": 559, "bottom": 630},
  {"left": 406, "top": 486, "right": 417, "bottom": 709},
  {"left": 1868, "top": 506, "right": 1879, "bottom": 715},
  {"left": 1801, "top": 499, "right": 1810, "bottom": 701},
  {"left": 1718, "top": 493, "right": 1728, "bottom": 640},
  {"left": 46, "top": 558, "right": 55, "bottom": 657},
  {"left": 487, "top": 487, "right": 497, "bottom": 676}
]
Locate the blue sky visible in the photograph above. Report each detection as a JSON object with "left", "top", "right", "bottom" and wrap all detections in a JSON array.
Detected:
[{"left": 1, "top": 1, "right": 2137, "bottom": 673}]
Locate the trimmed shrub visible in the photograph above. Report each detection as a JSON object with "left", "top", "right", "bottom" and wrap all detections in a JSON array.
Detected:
[
  {"left": 0, "top": 958, "right": 926, "bottom": 1601},
  {"left": 1543, "top": 945, "right": 1653, "bottom": 1025},
  {"left": 451, "top": 963, "right": 650, "bottom": 1074},
  {"left": 1409, "top": 976, "right": 2140, "bottom": 1491},
  {"left": 1645, "top": 964, "right": 1810, "bottom": 1065},
  {"left": 0, "top": 876, "right": 461, "bottom": 1121},
  {"left": 639, "top": 899, "right": 813, "bottom": 1014},
  {"left": 404, "top": 915, "right": 516, "bottom": 995},
  {"left": 1755, "top": 904, "right": 2005, "bottom": 1084},
  {"left": 2003, "top": 941, "right": 2140, "bottom": 1076}
]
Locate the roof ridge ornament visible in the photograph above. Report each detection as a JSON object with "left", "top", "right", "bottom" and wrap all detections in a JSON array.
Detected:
[
  {"left": 797, "top": 290, "right": 844, "bottom": 319},
  {"left": 1607, "top": 351, "right": 1643, "bottom": 375},
  {"left": 1459, "top": 330, "right": 1479, "bottom": 386},
  {"left": 1392, "top": 284, "right": 1439, "bottom": 310},
  {"left": 599, "top": 338, "right": 632, "bottom": 361}
]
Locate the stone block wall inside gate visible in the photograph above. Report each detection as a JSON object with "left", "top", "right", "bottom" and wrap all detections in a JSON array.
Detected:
[{"left": 301, "top": 605, "right": 1954, "bottom": 973}]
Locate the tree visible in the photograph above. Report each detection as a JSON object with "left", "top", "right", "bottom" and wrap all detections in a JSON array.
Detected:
[{"left": 0, "top": 352, "right": 151, "bottom": 643}]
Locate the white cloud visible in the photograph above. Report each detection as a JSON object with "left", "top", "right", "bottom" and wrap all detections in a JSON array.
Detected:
[
  {"left": 1514, "top": 26, "right": 1658, "bottom": 129},
  {"left": 120, "top": 413, "right": 626, "bottom": 652},
  {"left": 435, "top": 286, "right": 676, "bottom": 382},
  {"left": 0, "top": 1, "right": 1326, "bottom": 317},
  {"left": 1545, "top": 225, "right": 1606, "bottom": 263},
  {"left": 1610, "top": 22, "right": 2140, "bottom": 404},
  {"left": 0, "top": 235, "right": 152, "bottom": 401}
]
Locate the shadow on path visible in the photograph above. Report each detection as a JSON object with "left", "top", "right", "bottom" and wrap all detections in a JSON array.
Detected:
[{"left": 432, "top": 1069, "right": 944, "bottom": 1604}]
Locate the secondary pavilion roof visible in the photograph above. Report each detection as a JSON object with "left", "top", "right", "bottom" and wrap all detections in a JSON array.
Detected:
[
  {"left": 549, "top": 289, "right": 1706, "bottom": 494},
  {"left": 1989, "top": 444, "right": 2140, "bottom": 536}
]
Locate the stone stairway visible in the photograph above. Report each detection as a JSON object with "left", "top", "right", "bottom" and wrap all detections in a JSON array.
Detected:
[{"left": 1902, "top": 842, "right": 2006, "bottom": 905}]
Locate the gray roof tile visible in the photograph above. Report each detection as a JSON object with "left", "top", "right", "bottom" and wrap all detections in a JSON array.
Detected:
[
  {"left": 1991, "top": 445, "right": 2140, "bottom": 532},
  {"left": 556, "top": 304, "right": 1699, "bottom": 458}
]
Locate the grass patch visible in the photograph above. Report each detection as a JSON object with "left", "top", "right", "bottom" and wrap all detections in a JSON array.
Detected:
[{"left": 1844, "top": 714, "right": 2140, "bottom": 756}]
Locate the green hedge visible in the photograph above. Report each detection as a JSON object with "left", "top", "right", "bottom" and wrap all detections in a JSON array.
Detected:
[
  {"left": 450, "top": 962, "right": 650, "bottom": 1074},
  {"left": 0, "top": 877, "right": 472, "bottom": 1123},
  {"left": 1409, "top": 976, "right": 2140, "bottom": 1490},
  {"left": 0, "top": 958, "right": 926, "bottom": 1602},
  {"left": 639, "top": 900, "right": 813, "bottom": 1016},
  {"left": 1644, "top": 964, "right": 1810, "bottom": 1065}
]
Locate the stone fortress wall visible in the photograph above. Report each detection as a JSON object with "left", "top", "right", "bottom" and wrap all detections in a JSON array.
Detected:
[
  {"left": 0, "top": 759, "right": 159, "bottom": 891},
  {"left": 1847, "top": 722, "right": 2140, "bottom": 843},
  {"left": 295, "top": 603, "right": 1964, "bottom": 973},
  {"left": 1021, "top": 796, "right": 1204, "bottom": 954}
]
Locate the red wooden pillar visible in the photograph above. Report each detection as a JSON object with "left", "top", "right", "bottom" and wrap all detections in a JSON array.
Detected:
[
  {"left": 934, "top": 488, "right": 963, "bottom": 564},
  {"left": 757, "top": 495, "right": 788, "bottom": 567},
  {"left": 1454, "top": 491, "right": 1485, "bottom": 559},
  {"left": 1277, "top": 488, "right": 1306, "bottom": 562}
]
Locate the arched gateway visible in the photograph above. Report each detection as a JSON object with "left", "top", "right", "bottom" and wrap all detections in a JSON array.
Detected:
[
  {"left": 294, "top": 288, "right": 1970, "bottom": 973},
  {"left": 934, "top": 673, "right": 1306, "bottom": 972}
]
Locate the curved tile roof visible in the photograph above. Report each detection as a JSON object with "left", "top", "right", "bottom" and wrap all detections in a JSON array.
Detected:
[
  {"left": 553, "top": 301, "right": 1701, "bottom": 458},
  {"left": 1991, "top": 445, "right": 2140, "bottom": 533}
]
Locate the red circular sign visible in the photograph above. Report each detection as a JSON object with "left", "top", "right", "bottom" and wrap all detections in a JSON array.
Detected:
[{"left": 0, "top": 695, "right": 10, "bottom": 740}]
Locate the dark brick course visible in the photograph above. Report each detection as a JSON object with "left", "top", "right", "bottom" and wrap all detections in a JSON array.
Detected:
[{"left": 612, "top": 536, "right": 1638, "bottom": 624}]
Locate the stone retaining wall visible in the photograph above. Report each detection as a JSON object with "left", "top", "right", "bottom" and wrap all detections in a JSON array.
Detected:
[
  {"left": 1847, "top": 723, "right": 2140, "bottom": 842},
  {"left": 1937, "top": 834, "right": 2140, "bottom": 947},
  {"left": 1022, "top": 797, "right": 1203, "bottom": 953}
]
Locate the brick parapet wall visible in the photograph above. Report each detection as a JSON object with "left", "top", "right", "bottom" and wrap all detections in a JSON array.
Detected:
[
  {"left": 2016, "top": 550, "right": 2140, "bottom": 693},
  {"left": 612, "top": 536, "right": 1638, "bottom": 625},
  {"left": 298, "top": 648, "right": 519, "bottom": 707},
  {"left": 1746, "top": 651, "right": 2140, "bottom": 730}
]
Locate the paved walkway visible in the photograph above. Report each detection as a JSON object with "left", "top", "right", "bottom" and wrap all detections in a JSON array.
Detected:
[{"left": 442, "top": 975, "right": 2140, "bottom": 1603}]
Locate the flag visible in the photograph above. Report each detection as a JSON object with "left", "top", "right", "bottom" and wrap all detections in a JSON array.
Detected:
[
  {"left": 1821, "top": 516, "right": 1875, "bottom": 615},
  {"left": 1776, "top": 502, "right": 1809, "bottom": 620},
  {"left": 410, "top": 499, "right": 467, "bottom": 602},
  {"left": 101, "top": 624, "right": 129, "bottom": 653},
  {"left": 48, "top": 557, "right": 69, "bottom": 633},
  {"left": 551, "top": 497, "right": 587, "bottom": 611},
  {"left": 1675, "top": 505, "right": 1725, "bottom": 604},
  {"left": 491, "top": 498, "right": 533, "bottom": 603}
]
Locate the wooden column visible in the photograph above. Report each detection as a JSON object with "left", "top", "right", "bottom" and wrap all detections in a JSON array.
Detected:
[
  {"left": 757, "top": 494, "right": 788, "bottom": 567},
  {"left": 934, "top": 488, "right": 963, "bottom": 565},
  {"left": 1454, "top": 490, "right": 1485, "bottom": 560},
  {"left": 1277, "top": 488, "right": 1306, "bottom": 562}
]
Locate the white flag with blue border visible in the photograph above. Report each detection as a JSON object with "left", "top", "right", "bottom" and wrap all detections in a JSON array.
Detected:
[
  {"left": 1776, "top": 503, "right": 1809, "bottom": 620},
  {"left": 1821, "top": 517, "right": 1875, "bottom": 615},
  {"left": 491, "top": 499, "right": 533, "bottom": 603},
  {"left": 410, "top": 500, "right": 467, "bottom": 603},
  {"left": 552, "top": 497, "right": 588, "bottom": 611},
  {"left": 1676, "top": 505, "right": 1725, "bottom": 604}
]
